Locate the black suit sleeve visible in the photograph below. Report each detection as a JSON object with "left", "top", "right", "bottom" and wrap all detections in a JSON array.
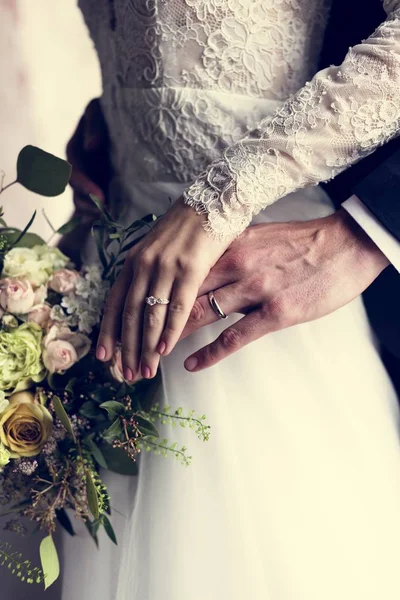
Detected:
[{"left": 353, "top": 150, "right": 400, "bottom": 243}]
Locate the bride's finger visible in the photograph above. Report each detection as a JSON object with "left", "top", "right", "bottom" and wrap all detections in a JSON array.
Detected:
[
  {"left": 140, "top": 289, "right": 173, "bottom": 379},
  {"left": 157, "top": 275, "right": 200, "bottom": 356},
  {"left": 180, "top": 284, "right": 247, "bottom": 341},
  {"left": 97, "top": 265, "right": 131, "bottom": 361},
  {"left": 121, "top": 266, "right": 151, "bottom": 381}
]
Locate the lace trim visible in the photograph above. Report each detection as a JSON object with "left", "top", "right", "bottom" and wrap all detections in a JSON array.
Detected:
[{"left": 184, "top": 6, "right": 400, "bottom": 240}]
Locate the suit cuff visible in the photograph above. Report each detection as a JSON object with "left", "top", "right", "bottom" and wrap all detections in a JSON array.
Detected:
[{"left": 342, "top": 195, "right": 400, "bottom": 274}]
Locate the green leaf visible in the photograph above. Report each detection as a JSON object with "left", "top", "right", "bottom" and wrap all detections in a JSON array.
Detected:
[
  {"left": 56, "top": 508, "right": 75, "bottom": 536},
  {"left": 87, "top": 438, "right": 108, "bottom": 469},
  {"left": 136, "top": 416, "right": 160, "bottom": 439},
  {"left": 100, "top": 400, "right": 126, "bottom": 420},
  {"left": 39, "top": 535, "right": 60, "bottom": 590},
  {"left": 103, "top": 418, "right": 123, "bottom": 443},
  {"left": 84, "top": 519, "right": 99, "bottom": 548},
  {"left": 89, "top": 194, "right": 117, "bottom": 226},
  {"left": 86, "top": 472, "right": 100, "bottom": 520},
  {"left": 102, "top": 514, "right": 118, "bottom": 545},
  {"left": 98, "top": 442, "right": 138, "bottom": 476},
  {"left": 80, "top": 400, "right": 102, "bottom": 419},
  {"left": 52, "top": 395, "right": 76, "bottom": 443},
  {"left": 56, "top": 216, "right": 81, "bottom": 235},
  {"left": 91, "top": 221, "right": 108, "bottom": 269},
  {"left": 2, "top": 229, "right": 45, "bottom": 249},
  {"left": 17, "top": 145, "right": 72, "bottom": 197},
  {"left": 65, "top": 377, "right": 78, "bottom": 394},
  {"left": 11, "top": 210, "right": 37, "bottom": 247}
]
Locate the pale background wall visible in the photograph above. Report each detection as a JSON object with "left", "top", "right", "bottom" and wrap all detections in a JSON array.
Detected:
[{"left": 0, "top": 1, "right": 101, "bottom": 597}]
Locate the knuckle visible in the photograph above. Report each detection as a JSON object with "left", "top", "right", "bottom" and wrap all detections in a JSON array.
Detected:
[
  {"left": 169, "top": 301, "right": 185, "bottom": 314},
  {"left": 123, "top": 307, "right": 137, "bottom": 324},
  {"left": 267, "top": 295, "right": 289, "bottom": 324},
  {"left": 137, "top": 249, "right": 154, "bottom": 269},
  {"left": 145, "top": 310, "right": 160, "bottom": 328},
  {"left": 188, "top": 300, "right": 206, "bottom": 324},
  {"left": 220, "top": 328, "right": 241, "bottom": 350},
  {"left": 228, "top": 251, "right": 247, "bottom": 273}
]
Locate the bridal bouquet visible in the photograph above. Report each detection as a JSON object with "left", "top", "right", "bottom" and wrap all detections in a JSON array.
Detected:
[{"left": 0, "top": 146, "right": 210, "bottom": 588}]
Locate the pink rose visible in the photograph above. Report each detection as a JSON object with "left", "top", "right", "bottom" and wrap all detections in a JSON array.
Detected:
[
  {"left": 27, "top": 303, "right": 52, "bottom": 328},
  {"left": 48, "top": 269, "right": 79, "bottom": 294},
  {"left": 42, "top": 324, "right": 91, "bottom": 373},
  {"left": 0, "top": 278, "right": 36, "bottom": 315}
]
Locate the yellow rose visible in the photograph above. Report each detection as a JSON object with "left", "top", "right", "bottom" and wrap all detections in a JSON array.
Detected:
[{"left": 0, "top": 391, "right": 53, "bottom": 457}]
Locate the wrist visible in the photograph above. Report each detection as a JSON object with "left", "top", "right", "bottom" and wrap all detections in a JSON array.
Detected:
[{"left": 335, "top": 208, "right": 390, "bottom": 278}]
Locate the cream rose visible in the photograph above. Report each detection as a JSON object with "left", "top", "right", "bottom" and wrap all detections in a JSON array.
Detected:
[
  {"left": 0, "top": 391, "right": 53, "bottom": 458},
  {"left": 48, "top": 269, "right": 79, "bottom": 294},
  {"left": 27, "top": 303, "right": 52, "bottom": 328},
  {"left": 42, "top": 324, "right": 91, "bottom": 373}
]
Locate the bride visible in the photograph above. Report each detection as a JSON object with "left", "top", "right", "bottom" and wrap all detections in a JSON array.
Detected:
[{"left": 62, "top": 1, "right": 400, "bottom": 598}]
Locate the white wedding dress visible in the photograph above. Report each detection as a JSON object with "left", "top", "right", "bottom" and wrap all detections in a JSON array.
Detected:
[{"left": 62, "top": 2, "right": 400, "bottom": 599}]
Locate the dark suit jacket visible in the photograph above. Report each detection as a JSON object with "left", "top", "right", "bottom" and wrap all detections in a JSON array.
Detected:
[{"left": 319, "top": 1, "right": 400, "bottom": 387}]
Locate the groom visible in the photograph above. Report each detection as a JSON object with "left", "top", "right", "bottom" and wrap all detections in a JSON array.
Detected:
[{"left": 66, "top": 1, "right": 400, "bottom": 382}]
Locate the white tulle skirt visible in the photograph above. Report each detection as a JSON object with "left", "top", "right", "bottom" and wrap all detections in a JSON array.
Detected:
[{"left": 62, "top": 181, "right": 400, "bottom": 600}]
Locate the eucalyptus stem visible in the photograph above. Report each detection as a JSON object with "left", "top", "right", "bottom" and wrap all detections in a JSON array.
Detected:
[{"left": 0, "top": 178, "right": 17, "bottom": 195}]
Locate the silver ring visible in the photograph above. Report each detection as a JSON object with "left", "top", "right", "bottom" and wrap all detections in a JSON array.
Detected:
[
  {"left": 145, "top": 296, "right": 170, "bottom": 306},
  {"left": 208, "top": 291, "right": 228, "bottom": 320}
]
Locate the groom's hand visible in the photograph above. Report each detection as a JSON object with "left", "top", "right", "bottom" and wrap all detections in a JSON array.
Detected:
[{"left": 181, "top": 210, "right": 390, "bottom": 372}]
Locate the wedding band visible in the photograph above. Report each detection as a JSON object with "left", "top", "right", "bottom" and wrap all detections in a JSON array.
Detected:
[
  {"left": 145, "top": 296, "right": 170, "bottom": 306},
  {"left": 208, "top": 291, "right": 228, "bottom": 320}
]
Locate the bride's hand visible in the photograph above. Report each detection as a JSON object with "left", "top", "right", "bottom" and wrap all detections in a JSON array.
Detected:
[
  {"left": 180, "top": 210, "right": 389, "bottom": 372},
  {"left": 96, "top": 198, "right": 228, "bottom": 380}
]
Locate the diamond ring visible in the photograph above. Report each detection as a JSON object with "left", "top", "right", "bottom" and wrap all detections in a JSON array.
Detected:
[{"left": 145, "top": 296, "right": 170, "bottom": 306}]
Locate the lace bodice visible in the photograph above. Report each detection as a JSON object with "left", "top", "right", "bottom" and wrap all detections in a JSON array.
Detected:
[{"left": 79, "top": 1, "right": 400, "bottom": 239}]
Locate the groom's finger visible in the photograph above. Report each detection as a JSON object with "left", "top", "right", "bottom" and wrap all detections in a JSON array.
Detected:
[
  {"left": 184, "top": 309, "right": 276, "bottom": 372},
  {"left": 180, "top": 284, "right": 248, "bottom": 342}
]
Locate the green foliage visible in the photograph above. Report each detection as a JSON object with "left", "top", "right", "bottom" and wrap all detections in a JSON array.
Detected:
[
  {"left": 52, "top": 395, "right": 77, "bottom": 443},
  {"left": 103, "top": 418, "right": 123, "bottom": 442},
  {"left": 86, "top": 471, "right": 100, "bottom": 520},
  {"left": 0, "top": 541, "right": 44, "bottom": 585},
  {"left": 56, "top": 508, "right": 76, "bottom": 537},
  {"left": 39, "top": 535, "right": 60, "bottom": 589},
  {"left": 97, "top": 442, "right": 138, "bottom": 476},
  {"left": 17, "top": 145, "right": 71, "bottom": 197},
  {"left": 102, "top": 514, "right": 117, "bottom": 546},
  {"left": 100, "top": 400, "right": 126, "bottom": 420}
]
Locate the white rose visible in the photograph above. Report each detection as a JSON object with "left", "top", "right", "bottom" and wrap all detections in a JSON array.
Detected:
[
  {"left": 0, "top": 391, "right": 9, "bottom": 414},
  {"left": 0, "top": 278, "right": 36, "bottom": 314},
  {"left": 2, "top": 248, "right": 49, "bottom": 287}
]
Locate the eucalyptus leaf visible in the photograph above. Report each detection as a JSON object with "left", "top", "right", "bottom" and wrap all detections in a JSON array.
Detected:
[
  {"left": 98, "top": 442, "right": 138, "bottom": 476},
  {"left": 100, "top": 400, "right": 126, "bottom": 420},
  {"left": 11, "top": 210, "right": 37, "bottom": 247},
  {"left": 2, "top": 229, "right": 45, "bottom": 249},
  {"left": 86, "top": 472, "right": 100, "bottom": 520},
  {"left": 52, "top": 395, "right": 76, "bottom": 443},
  {"left": 91, "top": 222, "right": 108, "bottom": 269},
  {"left": 103, "top": 418, "right": 123, "bottom": 442},
  {"left": 17, "top": 145, "right": 71, "bottom": 197},
  {"left": 102, "top": 514, "right": 118, "bottom": 545},
  {"left": 56, "top": 508, "right": 75, "bottom": 536},
  {"left": 39, "top": 535, "right": 60, "bottom": 590}
]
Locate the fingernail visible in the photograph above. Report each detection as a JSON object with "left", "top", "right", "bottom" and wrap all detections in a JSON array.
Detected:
[
  {"left": 185, "top": 356, "right": 198, "bottom": 371},
  {"left": 157, "top": 341, "right": 166, "bottom": 355},
  {"left": 124, "top": 367, "right": 134, "bottom": 382},
  {"left": 142, "top": 365, "right": 151, "bottom": 379},
  {"left": 96, "top": 345, "right": 106, "bottom": 360}
]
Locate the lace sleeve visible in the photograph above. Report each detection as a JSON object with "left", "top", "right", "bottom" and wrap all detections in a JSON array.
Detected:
[{"left": 183, "top": 1, "right": 400, "bottom": 241}]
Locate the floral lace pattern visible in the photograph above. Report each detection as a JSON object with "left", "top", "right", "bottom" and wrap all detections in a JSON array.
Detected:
[
  {"left": 184, "top": 4, "right": 400, "bottom": 239},
  {"left": 78, "top": 0, "right": 330, "bottom": 183}
]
